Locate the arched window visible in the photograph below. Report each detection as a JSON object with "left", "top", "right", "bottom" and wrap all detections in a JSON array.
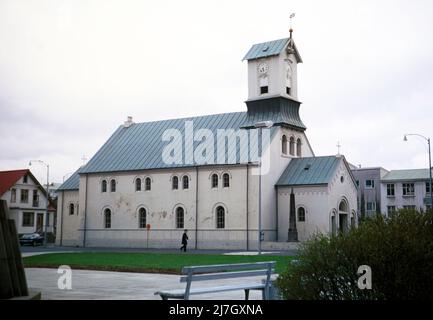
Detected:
[
  {"left": 296, "top": 138, "right": 302, "bottom": 157},
  {"left": 298, "top": 207, "right": 305, "bottom": 222},
  {"left": 110, "top": 179, "right": 116, "bottom": 192},
  {"left": 339, "top": 200, "right": 348, "bottom": 212},
  {"left": 104, "top": 209, "right": 111, "bottom": 229},
  {"left": 135, "top": 178, "right": 142, "bottom": 192},
  {"left": 172, "top": 176, "right": 179, "bottom": 190},
  {"left": 176, "top": 207, "right": 184, "bottom": 229},
  {"left": 101, "top": 180, "right": 107, "bottom": 193},
  {"left": 282, "top": 135, "right": 288, "bottom": 155},
  {"left": 223, "top": 173, "right": 230, "bottom": 188},
  {"left": 211, "top": 174, "right": 219, "bottom": 188},
  {"left": 69, "top": 203, "right": 74, "bottom": 215},
  {"left": 183, "top": 175, "right": 189, "bottom": 189},
  {"left": 289, "top": 137, "right": 295, "bottom": 156},
  {"left": 145, "top": 177, "right": 151, "bottom": 191},
  {"left": 138, "top": 208, "right": 147, "bottom": 228},
  {"left": 216, "top": 206, "right": 225, "bottom": 229}
]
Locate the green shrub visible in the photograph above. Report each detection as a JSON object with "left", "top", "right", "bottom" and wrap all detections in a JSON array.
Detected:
[{"left": 276, "top": 209, "right": 433, "bottom": 300}]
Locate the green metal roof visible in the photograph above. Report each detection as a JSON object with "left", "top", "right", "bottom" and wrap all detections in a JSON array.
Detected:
[
  {"left": 382, "top": 169, "right": 433, "bottom": 182},
  {"left": 78, "top": 109, "right": 304, "bottom": 174},
  {"left": 243, "top": 38, "right": 289, "bottom": 61},
  {"left": 57, "top": 170, "right": 80, "bottom": 191},
  {"left": 276, "top": 156, "right": 342, "bottom": 187}
]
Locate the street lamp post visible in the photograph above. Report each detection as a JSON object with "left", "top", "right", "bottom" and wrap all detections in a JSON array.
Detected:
[
  {"left": 29, "top": 160, "right": 50, "bottom": 247},
  {"left": 404, "top": 134, "right": 433, "bottom": 210},
  {"left": 254, "top": 120, "right": 274, "bottom": 255}
]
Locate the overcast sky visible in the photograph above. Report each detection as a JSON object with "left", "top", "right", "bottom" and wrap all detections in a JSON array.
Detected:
[{"left": 1, "top": 0, "right": 433, "bottom": 184}]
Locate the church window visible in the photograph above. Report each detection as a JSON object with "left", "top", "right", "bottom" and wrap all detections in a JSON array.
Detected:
[
  {"left": 145, "top": 177, "right": 151, "bottom": 191},
  {"left": 110, "top": 179, "right": 116, "bottom": 192},
  {"left": 176, "top": 207, "right": 184, "bottom": 229},
  {"left": 223, "top": 173, "right": 230, "bottom": 188},
  {"left": 182, "top": 175, "right": 189, "bottom": 190},
  {"left": 172, "top": 176, "right": 179, "bottom": 190},
  {"left": 282, "top": 135, "right": 288, "bottom": 155},
  {"left": 286, "top": 87, "right": 291, "bottom": 95},
  {"left": 298, "top": 207, "right": 305, "bottom": 222},
  {"left": 260, "top": 86, "right": 268, "bottom": 94},
  {"left": 296, "top": 138, "right": 302, "bottom": 157},
  {"left": 102, "top": 180, "right": 107, "bottom": 193},
  {"left": 104, "top": 209, "right": 111, "bottom": 229},
  {"left": 69, "top": 203, "right": 74, "bottom": 215},
  {"left": 138, "top": 208, "right": 147, "bottom": 228},
  {"left": 289, "top": 137, "right": 295, "bottom": 156},
  {"left": 211, "top": 174, "right": 219, "bottom": 188},
  {"left": 135, "top": 178, "right": 142, "bottom": 191},
  {"left": 216, "top": 206, "right": 225, "bottom": 229}
]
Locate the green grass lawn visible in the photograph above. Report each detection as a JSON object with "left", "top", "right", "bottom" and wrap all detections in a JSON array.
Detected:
[{"left": 23, "top": 252, "right": 294, "bottom": 274}]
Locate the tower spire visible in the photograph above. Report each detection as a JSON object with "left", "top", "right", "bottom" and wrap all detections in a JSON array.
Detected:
[{"left": 289, "top": 13, "right": 295, "bottom": 39}]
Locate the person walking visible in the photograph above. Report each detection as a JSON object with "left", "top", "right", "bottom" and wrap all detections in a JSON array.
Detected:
[{"left": 180, "top": 229, "right": 188, "bottom": 252}]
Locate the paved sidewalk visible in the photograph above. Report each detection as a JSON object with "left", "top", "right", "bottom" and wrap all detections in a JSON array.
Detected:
[{"left": 25, "top": 268, "right": 265, "bottom": 300}]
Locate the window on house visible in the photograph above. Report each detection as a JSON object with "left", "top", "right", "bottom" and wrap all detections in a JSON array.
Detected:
[
  {"left": 387, "top": 206, "right": 396, "bottom": 216},
  {"left": 32, "top": 190, "right": 39, "bottom": 207},
  {"left": 182, "top": 175, "right": 189, "bottom": 190},
  {"left": 366, "top": 202, "right": 376, "bottom": 212},
  {"left": 216, "top": 206, "right": 225, "bottom": 229},
  {"left": 211, "top": 174, "right": 219, "bottom": 188},
  {"left": 21, "top": 189, "right": 29, "bottom": 203},
  {"left": 23, "top": 175, "right": 28, "bottom": 183},
  {"left": 426, "top": 182, "right": 432, "bottom": 194},
  {"left": 365, "top": 180, "right": 375, "bottom": 189},
  {"left": 298, "top": 207, "right": 306, "bottom": 222},
  {"left": 223, "top": 173, "right": 230, "bottom": 188},
  {"left": 135, "top": 178, "right": 142, "bottom": 191},
  {"left": 22, "top": 212, "right": 34, "bottom": 227},
  {"left": 402, "top": 183, "right": 415, "bottom": 196},
  {"left": 104, "top": 209, "right": 111, "bottom": 229},
  {"left": 145, "top": 178, "right": 151, "bottom": 191},
  {"left": 176, "top": 207, "right": 184, "bottom": 229},
  {"left": 139, "top": 208, "right": 147, "bottom": 228},
  {"left": 69, "top": 203, "right": 74, "bottom": 215},
  {"left": 296, "top": 138, "right": 302, "bottom": 157},
  {"left": 387, "top": 184, "right": 395, "bottom": 196},
  {"left": 11, "top": 189, "right": 16, "bottom": 203},
  {"left": 102, "top": 180, "right": 107, "bottom": 193},
  {"left": 260, "top": 86, "right": 268, "bottom": 94},
  {"left": 172, "top": 176, "right": 179, "bottom": 190},
  {"left": 289, "top": 137, "right": 295, "bottom": 156},
  {"left": 282, "top": 135, "right": 288, "bottom": 155},
  {"left": 110, "top": 179, "right": 116, "bottom": 192}
]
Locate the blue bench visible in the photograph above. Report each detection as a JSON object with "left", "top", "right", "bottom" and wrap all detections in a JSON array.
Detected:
[{"left": 154, "top": 261, "right": 276, "bottom": 300}]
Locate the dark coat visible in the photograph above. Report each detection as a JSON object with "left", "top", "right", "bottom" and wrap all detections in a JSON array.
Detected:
[{"left": 182, "top": 233, "right": 188, "bottom": 244}]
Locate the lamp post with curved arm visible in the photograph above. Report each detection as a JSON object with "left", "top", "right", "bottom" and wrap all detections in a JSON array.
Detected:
[
  {"left": 403, "top": 134, "right": 432, "bottom": 210},
  {"left": 29, "top": 160, "right": 49, "bottom": 247}
]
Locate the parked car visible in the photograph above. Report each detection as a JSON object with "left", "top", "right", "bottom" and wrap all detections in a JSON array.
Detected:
[{"left": 19, "top": 233, "right": 44, "bottom": 246}]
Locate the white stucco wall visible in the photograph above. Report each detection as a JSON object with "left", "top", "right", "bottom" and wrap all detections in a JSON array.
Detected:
[
  {"left": 277, "top": 158, "right": 358, "bottom": 242},
  {"left": 56, "top": 189, "right": 80, "bottom": 246}
]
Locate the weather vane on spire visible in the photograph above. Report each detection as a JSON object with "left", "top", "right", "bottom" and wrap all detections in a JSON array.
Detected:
[{"left": 289, "top": 13, "right": 295, "bottom": 38}]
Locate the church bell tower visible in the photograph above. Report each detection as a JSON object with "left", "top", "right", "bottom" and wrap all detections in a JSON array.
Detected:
[
  {"left": 242, "top": 27, "right": 306, "bottom": 131},
  {"left": 243, "top": 29, "right": 302, "bottom": 102}
]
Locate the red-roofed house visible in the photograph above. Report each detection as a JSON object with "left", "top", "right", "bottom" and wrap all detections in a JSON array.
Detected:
[{"left": 0, "top": 169, "right": 55, "bottom": 236}]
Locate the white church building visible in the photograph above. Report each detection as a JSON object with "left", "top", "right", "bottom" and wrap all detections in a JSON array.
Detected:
[{"left": 56, "top": 30, "right": 358, "bottom": 249}]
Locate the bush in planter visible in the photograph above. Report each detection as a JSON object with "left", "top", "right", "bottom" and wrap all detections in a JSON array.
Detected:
[{"left": 276, "top": 209, "right": 433, "bottom": 300}]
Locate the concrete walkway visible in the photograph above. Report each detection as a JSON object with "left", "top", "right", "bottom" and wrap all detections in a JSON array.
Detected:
[{"left": 25, "top": 268, "right": 266, "bottom": 300}]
